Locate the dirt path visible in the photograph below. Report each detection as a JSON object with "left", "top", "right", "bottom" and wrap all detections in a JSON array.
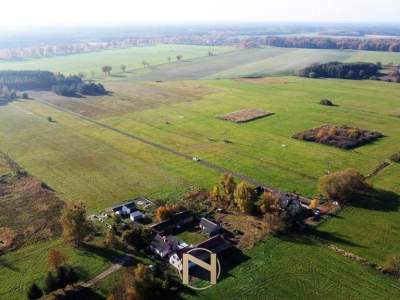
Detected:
[{"left": 80, "top": 254, "right": 134, "bottom": 288}]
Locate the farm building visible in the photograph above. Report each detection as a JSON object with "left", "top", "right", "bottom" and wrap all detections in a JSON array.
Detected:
[
  {"left": 150, "top": 234, "right": 189, "bottom": 258},
  {"left": 111, "top": 200, "right": 136, "bottom": 216},
  {"left": 130, "top": 210, "right": 145, "bottom": 222},
  {"left": 151, "top": 211, "right": 194, "bottom": 234},
  {"left": 169, "top": 235, "right": 232, "bottom": 271},
  {"left": 199, "top": 217, "right": 222, "bottom": 236}
]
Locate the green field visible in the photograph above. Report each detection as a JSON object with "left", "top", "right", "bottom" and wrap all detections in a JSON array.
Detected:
[
  {"left": 0, "top": 44, "right": 234, "bottom": 77},
  {"left": 1, "top": 45, "right": 400, "bottom": 299},
  {"left": 2, "top": 45, "right": 399, "bottom": 81},
  {"left": 0, "top": 239, "right": 116, "bottom": 299},
  {"left": 188, "top": 237, "right": 400, "bottom": 300},
  {"left": 0, "top": 100, "right": 222, "bottom": 211},
  {"left": 130, "top": 47, "right": 400, "bottom": 80}
]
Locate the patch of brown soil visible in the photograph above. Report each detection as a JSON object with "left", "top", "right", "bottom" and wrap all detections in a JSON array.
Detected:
[
  {"left": 29, "top": 81, "right": 217, "bottom": 118},
  {"left": 292, "top": 124, "right": 383, "bottom": 149},
  {"left": 216, "top": 211, "right": 268, "bottom": 249},
  {"left": 0, "top": 154, "right": 64, "bottom": 252},
  {"left": 218, "top": 109, "right": 274, "bottom": 123}
]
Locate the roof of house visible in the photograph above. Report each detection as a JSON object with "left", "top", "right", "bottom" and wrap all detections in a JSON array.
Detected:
[
  {"left": 151, "top": 234, "right": 178, "bottom": 253},
  {"left": 130, "top": 211, "right": 144, "bottom": 217},
  {"left": 151, "top": 211, "right": 193, "bottom": 233},
  {"left": 200, "top": 217, "right": 221, "bottom": 233},
  {"left": 111, "top": 200, "right": 136, "bottom": 210},
  {"left": 172, "top": 211, "right": 193, "bottom": 222},
  {"left": 123, "top": 202, "right": 136, "bottom": 209},
  {"left": 175, "top": 235, "right": 231, "bottom": 259},
  {"left": 151, "top": 219, "right": 175, "bottom": 233}
]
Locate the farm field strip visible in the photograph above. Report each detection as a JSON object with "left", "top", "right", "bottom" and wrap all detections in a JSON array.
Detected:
[
  {"left": 0, "top": 100, "right": 223, "bottom": 211},
  {"left": 33, "top": 97, "right": 270, "bottom": 188},
  {"left": 98, "top": 77, "right": 400, "bottom": 196},
  {"left": 0, "top": 44, "right": 235, "bottom": 77}
]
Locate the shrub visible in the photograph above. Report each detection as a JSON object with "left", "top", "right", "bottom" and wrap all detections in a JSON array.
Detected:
[
  {"left": 155, "top": 205, "right": 181, "bottom": 221},
  {"left": 309, "top": 72, "right": 317, "bottom": 78},
  {"left": 264, "top": 212, "right": 290, "bottom": 235},
  {"left": 22, "top": 92, "right": 29, "bottom": 99},
  {"left": 309, "top": 198, "right": 319, "bottom": 210},
  {"left": 390, "top": 152, "right": 400, "bottom": 163},
  {"left": 27, "top": 283, "right": 43, "bottom": 300},
  {"left": 382, "top": 256, "right": 400, "bottom": 277},
  {"left": 319, "top": 99, "right": 334, "bottom": 106},
  {"left": 328, "top": 125, "right": 338, "bottom": 136},
  {"left": 319, "top": 168, "right": 367, "bottom": 204},
  {"left": 259, "top": 192, "right": 281, "bottom": 214}
]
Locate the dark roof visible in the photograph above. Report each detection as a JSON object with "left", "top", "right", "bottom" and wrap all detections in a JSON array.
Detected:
[
  {"left": 111, "top": 200, "right": 136, "bottom": 210},
  {"left": 200, "top": 218, "right": 221, "bottom": 233},
  {"left": 123, "top": 202, "right": 136, "bottom": 209},
  {"left": 151, "top": 219, "right": 175, "bottom": 233},
  {"left": 151, "top": 234, "right": 178, "bottom": 253},
  {"left": 172, "top": 211, "right": 193, "bottom": 222},
  {"left": 195, "top": 235, "right": 231, "bottom": 254}
]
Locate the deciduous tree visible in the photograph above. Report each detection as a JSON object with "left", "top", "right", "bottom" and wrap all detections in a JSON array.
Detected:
[
  {"left": 319, "top": 168, "right": 367, "bottom": 204},
  {"left": 48, "top": 249, "right": 67, "bottom": 271},
  {"left": 234, "top": 181, "right": 255, "bottom": 214},
  {"left": 60, "top": 202, "right": 92, "bottom": 247}
]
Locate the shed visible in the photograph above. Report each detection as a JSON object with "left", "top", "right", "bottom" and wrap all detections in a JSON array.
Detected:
[
  {"left": 130, "top": 211, "right": 145, "bottom": 222},
  {"left": 199, "top": 217, "right": 222, "bottom": 236}
]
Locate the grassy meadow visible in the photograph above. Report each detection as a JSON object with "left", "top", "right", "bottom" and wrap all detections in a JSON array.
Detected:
[
  {"left": 188, "top": 237, "right": 400, "bottom": 300},
  {"left": 1, "top": 44, "right": 400, "bottom": 299},
  {"left": 0, "top": 99, "right": 221, "bottom": 211},
  {"left": 0, "top": 44, "right": 234, "bottom": 77},
  {"left": 0, "top": 239, "right": 116, "bottom": 300}
]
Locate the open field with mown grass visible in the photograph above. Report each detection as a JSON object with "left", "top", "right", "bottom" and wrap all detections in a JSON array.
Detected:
[
  {"left": 0, "top": 44, "right": 234, "bottom": 77},
  {"left": 317, "top": 163, "right": 400, "bottom": 265},
  {"left": 0, "top": 99, "right": 221, "bottom": 212},
  {"left": 92, "top": 77, "right": 400, "bottom": 197},
  {"left": 188, "top": 236, "right": 400, "bottom": 300}
]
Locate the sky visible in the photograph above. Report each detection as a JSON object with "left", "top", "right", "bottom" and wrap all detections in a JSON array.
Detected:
[{"left": 1, "top": 0, "right": 399, "bottom": 27}]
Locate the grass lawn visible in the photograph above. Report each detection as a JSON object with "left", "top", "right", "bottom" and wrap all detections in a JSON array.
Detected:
[
  {"left": 316, "top": 163, "right": 400, "bottom": 265},
  {"left": 187, "top": 237, "right": 400, "bottom": 300},
  {"left": 0, "top": 239, "right": 117, "bottom": 300},
  {"left": 176, "top": 231, "right": 207, "bottom": 245},
  {"left": 0, "top": 44, "right": 234, "bottom": 77},
  {"left": 0, "top": 100, "right": 221, "bottom": 212}
]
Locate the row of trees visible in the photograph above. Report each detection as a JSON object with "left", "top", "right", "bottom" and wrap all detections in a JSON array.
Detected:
[
  {"left": 0, "top": 70, "right": 106, "bottom": 97},
  {"left": 262, "top": 36, "right": 400, "bottom": 52},
  {"left": 102, "top": 54, "right": 184, "bottom": 76},
  {"left": 299, "top": 62, "right": 380, "bottom": 79}
]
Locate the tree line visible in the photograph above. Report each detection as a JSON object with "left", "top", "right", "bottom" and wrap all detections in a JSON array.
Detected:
[
  {"left": 298, "top": 62, "right": 380, "bottom": 79},
  {"left": 239, "top": 36, "right": 400, "bottom": 52},
  {"left": 0, "top": 70, "right": 106, "bottom": 97}
]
